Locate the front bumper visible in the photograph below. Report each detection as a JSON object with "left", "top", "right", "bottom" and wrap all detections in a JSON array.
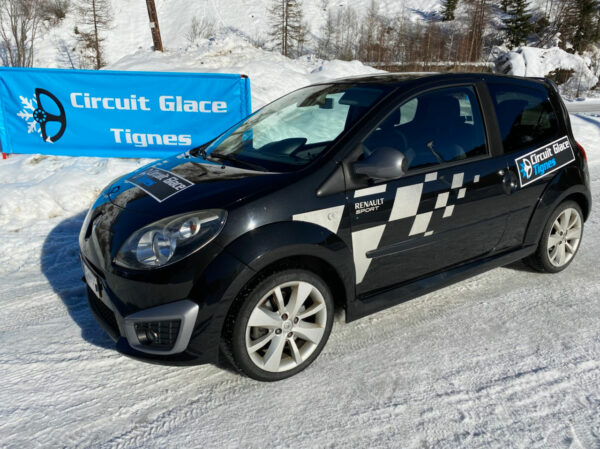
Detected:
[
  {"left": 83, "top": 258, "right": 199, "bottom": 357},
  {"left": 79, "top": 238, "right": 256, "bottom": 365}
]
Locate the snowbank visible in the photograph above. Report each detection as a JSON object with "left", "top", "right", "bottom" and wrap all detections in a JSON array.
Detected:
[
  {"left": 107, "top": 35, "right": 382, "bottom": 109},
  {"left": 494, "top": 46, "right": 598, "bottom": 97},
  {"left": 0, "top": 155, "right": 149, "bottom": 234}
]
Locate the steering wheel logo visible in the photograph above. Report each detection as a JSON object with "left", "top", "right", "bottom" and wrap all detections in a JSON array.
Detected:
[
  {"left": 520, "top": 159, "right": 533, "bottom": 180},
  {"left": 17, "top": 88, "right": 67, "bottom": 143}
]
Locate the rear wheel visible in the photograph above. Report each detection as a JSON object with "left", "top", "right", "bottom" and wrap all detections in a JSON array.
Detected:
[
  {"left": 526, "top": 200, "right": 583, "bottom": 273},
  {"left": 226, "top": 269, "right": 334, "bottom": 381}
]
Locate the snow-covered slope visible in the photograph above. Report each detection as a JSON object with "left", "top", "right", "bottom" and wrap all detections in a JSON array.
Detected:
[
  {"left": 107, "top": 35, "right": 381, "bottom": 108},
  {"left": 0, "top": 113, "right": 599, "bottom": 447},
  {"left": 35, "top": 0, "right": 444, "bottom": 68},
  {"left": 30, "top": 0, "right": 600, "bottom": 98}
]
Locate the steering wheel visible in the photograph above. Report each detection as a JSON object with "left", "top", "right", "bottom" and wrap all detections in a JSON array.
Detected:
[{"left": 32, "top": 88, "right": 67, "bottom": 143}]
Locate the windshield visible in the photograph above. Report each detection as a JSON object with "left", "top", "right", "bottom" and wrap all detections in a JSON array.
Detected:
[{"left": 204, "top": 84, "right": 385, "bottom": 172}]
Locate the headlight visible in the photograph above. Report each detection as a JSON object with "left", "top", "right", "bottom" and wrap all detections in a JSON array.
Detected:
[{"left": 114, "top": 210, "right": 227, "bottom": 269}]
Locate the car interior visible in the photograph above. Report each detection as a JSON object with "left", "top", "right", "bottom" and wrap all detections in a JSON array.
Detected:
[{"left": 362, "top": 88, "right": 488, "bottom": 172}]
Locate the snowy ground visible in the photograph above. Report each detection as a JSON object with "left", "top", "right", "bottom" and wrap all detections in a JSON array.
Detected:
[
  {"left": 0, "top": 111, "right": 599, "bottom": 447},
  {"left": 565, "top": 99, "right": 600, "bottom": 113}
]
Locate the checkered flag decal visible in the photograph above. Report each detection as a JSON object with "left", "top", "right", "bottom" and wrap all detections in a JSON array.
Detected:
[{"left": 351, "top": 171, "right": 480, "bottom": 283}]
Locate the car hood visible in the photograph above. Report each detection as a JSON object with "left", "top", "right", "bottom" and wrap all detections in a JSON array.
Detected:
[{"left": 106, "top": 154, "right": 286, "bottom": 218}]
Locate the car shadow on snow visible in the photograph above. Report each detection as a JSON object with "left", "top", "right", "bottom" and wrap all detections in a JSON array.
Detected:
[
  {"left": 41, "top": 211, "right": 114, "bottom": 349},
  {"left": 40, "top": 211, "right": 241, "bottom": 374},
  {"left": 504, "top": 260, "right": 540, "bottom": 273}
]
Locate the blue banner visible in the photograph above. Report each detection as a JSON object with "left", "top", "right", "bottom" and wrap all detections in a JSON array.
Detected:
[{"left": 0, "top": 67, "right": 251, "bottom": 158}]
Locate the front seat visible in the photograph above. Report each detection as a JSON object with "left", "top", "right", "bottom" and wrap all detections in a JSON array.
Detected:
[{"left": 404, "top": 95, "right": 468, "bottom": 168}]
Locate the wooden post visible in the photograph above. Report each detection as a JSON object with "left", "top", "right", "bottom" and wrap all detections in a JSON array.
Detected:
[{"left": 145, "top": 0, "right": 163, "bottom": 52}]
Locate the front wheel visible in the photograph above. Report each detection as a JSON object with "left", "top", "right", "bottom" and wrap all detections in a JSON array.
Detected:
[
  {"left": 526, "top": 200, "right": 584, "bottom": 273},
  {"left": 226, "top": 269, "right": 334, "bottom": 381}
]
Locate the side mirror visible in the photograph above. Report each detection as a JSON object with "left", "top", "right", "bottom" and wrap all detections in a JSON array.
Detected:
[{"left": 353, "top": 146, "right": 408, "bottom": 181}]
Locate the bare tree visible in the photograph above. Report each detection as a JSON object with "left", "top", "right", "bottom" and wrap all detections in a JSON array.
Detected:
[
  {"left": 73, "top": 0, "right": 112, "bottom": 69},
  {"left": 185, "top": 16, "right": 216, "bottom": 45},
  {"left": 532, "top": 0, "right": 570, "bottom": 47},
  {"left": 358, "top": 0, "right": 379, "bottom": 62},
  {"left": 268, "top": 0, "right": 306, "bottom": 57},
  {"left": 39, "top": 0, "right": 70, "bottom": 25},
  {"left": 317, "top": 8, "right": 335, "bottom": 58},
  {"left": 314, "top": 0, "right": 502, "bottom": 71},
  {"left": 461, "top": 0, "right": 489, "bottom": 62},
  {"left": 0, "top": 0, "right": 42, "bottom": 67},
  {"left": 333, "top": 5, "right": 359, "bottom": 60}
]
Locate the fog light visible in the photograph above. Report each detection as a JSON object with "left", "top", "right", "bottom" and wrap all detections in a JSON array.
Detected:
[
  {"left": 135, "top": 323, "right": 158, "bottom": 345},
  {"left": 146, "top": 329, "right": 159, "bottom": 343},
  {"left": 133, "top": 320, "right": 182, "bottom": 349}
]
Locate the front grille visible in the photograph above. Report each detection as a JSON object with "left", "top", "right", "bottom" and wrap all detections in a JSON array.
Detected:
[
  {"left": 134, "top": 320, "right": 181, "bottom": 350},
  {"left": 87, "top": 287, "right": 120, "bottom": 340}
]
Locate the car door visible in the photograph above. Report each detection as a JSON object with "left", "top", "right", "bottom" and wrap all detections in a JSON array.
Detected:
[
  {"left": 347, "top": 84, "right": 510, "bottom": 296},
  {"left": 484, "top": 81, "right": 571, "bottom": 251}
]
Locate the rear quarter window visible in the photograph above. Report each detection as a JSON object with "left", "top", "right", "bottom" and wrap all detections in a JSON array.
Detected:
[{"left": 488, "top": 83, "right": 560, "bottom": 154}]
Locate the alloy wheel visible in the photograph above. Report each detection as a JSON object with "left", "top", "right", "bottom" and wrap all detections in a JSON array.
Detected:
[
  {"left": 245, "top": 280, "right": 327, "bottom": 373},
  {"left": 547, "top": 207, "right": 582, "bottom": 268}
]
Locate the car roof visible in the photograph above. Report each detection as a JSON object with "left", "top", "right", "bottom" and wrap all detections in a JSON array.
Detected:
[{"left": 326, "top": 72, "right": 550, "bottom": 89}]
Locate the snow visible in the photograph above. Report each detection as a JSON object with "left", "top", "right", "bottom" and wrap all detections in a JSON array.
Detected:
[
  {"left": 494, "top": 46, "right": 599, "bottom": 97},
  {"left": 27, "top": 0, "right": 600, "bottom": 101},
  {"left": 33, "top": 0, "right": 443, "bottom": 69},
  {"left": 106, "top": 35, "right": 382, "bottom": 109},
  {"left": 1, "top": 101, "right": 600, "bottom": 447}
]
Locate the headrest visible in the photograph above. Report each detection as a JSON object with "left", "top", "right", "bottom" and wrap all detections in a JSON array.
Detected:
[
  {"left": 415, "top": 95, "right": 462, "bottom": 124},
  {"left": 496, "top": 99, "right": 528, "bottom": 136},
  {"left": 435, "top": 96, "right": 461, "bottom": 119}
]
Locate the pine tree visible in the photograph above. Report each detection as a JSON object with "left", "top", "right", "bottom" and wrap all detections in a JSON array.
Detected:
[
  {"left": 572, "top": 0, "right": 600, "bottom": 52},
  {"left": 73, "top": 0, "right": 112, "bottom": 69},
  {"left": 503, "top": 0, "right": 533, "bottom": 49},
  {"left": 268, "top": 0, "right": 306, "bottom": 57},
  {"left": 441, "top": 0, "right": 459, "bottom": 21}
]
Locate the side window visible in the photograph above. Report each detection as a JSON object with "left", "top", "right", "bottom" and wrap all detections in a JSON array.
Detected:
[
  {"left": 362, "top": 86, "right": 488, "bottom": 171},
  {"left": 488, "top": 83, "right": 559, "bottom": 154}
]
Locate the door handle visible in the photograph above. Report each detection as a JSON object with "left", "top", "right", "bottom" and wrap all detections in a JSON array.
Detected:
[{"left": 501, "top": 169, "right": 518, "bottom": 194}]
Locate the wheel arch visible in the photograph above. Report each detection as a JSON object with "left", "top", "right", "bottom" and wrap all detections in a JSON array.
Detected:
[
  {"left": 564, "top": 191, "right": 590, "bottom": 221},
  {"left": 523, "top": 167, "right": 591, "bottom": 247},
  {"left": 223, "top": 221, "right": 354, "bottom": 296},
  {"left": 213, "top": 221, "right": 355, "bottom": 360}
]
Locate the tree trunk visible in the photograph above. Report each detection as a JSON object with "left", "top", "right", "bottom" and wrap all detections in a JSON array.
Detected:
[{"left": 92, "top": 0, "right": 100, "bottom": 69}]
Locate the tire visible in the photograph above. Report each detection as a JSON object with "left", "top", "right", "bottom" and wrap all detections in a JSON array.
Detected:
[
  {"left": 526, "top": 200, "right": 584, "bottom": 273},
  {"left": 225, "top": 269, "right": 334, "bottom": 381}
]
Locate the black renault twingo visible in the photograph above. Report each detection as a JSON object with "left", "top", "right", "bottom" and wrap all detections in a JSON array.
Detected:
[{"left": 80, "top": 73, "right": 591, "bottom": 381}]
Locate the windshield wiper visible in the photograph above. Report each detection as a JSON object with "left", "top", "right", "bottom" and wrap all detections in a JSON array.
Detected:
[
  {"left": 207, "top": 153, "right": 265, "bottom": 171},
  {"left": 189, "top": 139, "right": 215, "bottom": 158}
]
